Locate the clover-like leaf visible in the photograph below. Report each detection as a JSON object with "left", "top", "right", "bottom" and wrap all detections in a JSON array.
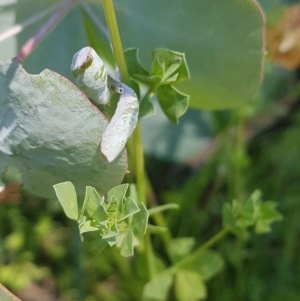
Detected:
[
  {"left": 143, "top": 272, "right": 174, "bottom": 301},
  {"left": 151, "top": 49, "right": 189, "bottom": 84},
  {"left": 175, "top": 270, "right": 207, "bottom": 301},
  {"left": 124, "top": 48, "right": 149, "bottom": 78},
  {"left": 53, "top": 181, "right": 78, "bottom": 220},
  {"left": 79, "top": 220, "right": 98, "bottom": 235},
  {"left": 131, "top": 201, "right": 149, "bottom": 238},
  {"left": 169, "top": 237, "right": 195, "bottom": 263},
  {"left": 255, "top": 201, "right": 283, "bottom": 233},
  {"left": 107, "top": 183, "right": 129, "bottom": 205},
  {"left": 223, "top": 190, "right": 282, "bottom": 239},
  {"left": 178, "top": 250, "right": 224, "bottom": 281},
  {"left": 120, "top": 229, "right": 134, "bottom": 257},
  {"left": 82, "top": 186, "right": 106, "bottom": 222},
  {"left": 119, "top": 196, "right": 140, "bottom": 221},
  {"left": 156, "top": 85, "right": 189, "bottom": 123}
]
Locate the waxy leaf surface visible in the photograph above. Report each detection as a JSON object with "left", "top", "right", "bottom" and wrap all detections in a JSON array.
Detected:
[{"left": 0, "top": 59, "right": 127, "bottom": 198}]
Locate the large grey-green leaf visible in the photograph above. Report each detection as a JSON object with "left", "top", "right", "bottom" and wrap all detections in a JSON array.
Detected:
[
  {"left": 142, "top": 105, "right": 213, "bottom": 162},
  {"left": 113, "top": 0, "right": 265, "bottom": 109},
  {"left": 1, "top": 0, "right": 264, "bottom": 110},
  {"left": 0, "top": 58, "right": 127, "bottom": 198}
]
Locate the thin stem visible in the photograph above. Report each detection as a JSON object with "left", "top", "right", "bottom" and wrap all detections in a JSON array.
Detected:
[
  {"left": 233, "top": 110, "right": 247, "bottom": 201},
  {"left": 101, "top": 0, "right": 146, "bottom": 203},
  {"left": 101, "top": 0, "right": 130, "bottom": 83},
  {"left": 101, "top": 0, "right": 156, "bottom": 280},
  {"left": 132, "top": 124, "right": 146, "bottom": 201},
  {"left": 173, "top": 227, "right": 229, "bottom": 270}
]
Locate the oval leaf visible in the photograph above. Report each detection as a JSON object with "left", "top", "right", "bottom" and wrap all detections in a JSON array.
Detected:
[
  {"left": 114, "top": 0, "right": 265, "bottom": 109},
  {"left": 0, "top": 58, "right": 127, "bottom": 198},
  {"left": 53, "top": 181, "right": 78, "bottom": 220}
]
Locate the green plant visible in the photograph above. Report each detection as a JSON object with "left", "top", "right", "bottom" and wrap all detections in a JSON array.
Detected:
[{"left": 0, "top": 1, "right": 287, "bottom": 301}]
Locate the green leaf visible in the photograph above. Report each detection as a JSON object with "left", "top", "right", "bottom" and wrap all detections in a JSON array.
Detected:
[
  {"left": 102, "top": 221, "right": 119, "bottom": 241},
  {"left": 107, "top": 184, "right": 129, "bottom": 207},
  {"left": 0, "top": 59, "right": 127, "bottom": 198},
  {"left": 82, "top": 186, "right": 106, "bottom": 219},
  {"left": 175, "top": 270, "right": 207, "bottom": 301},
  {"left": 113, "top": 0, "right": 264, "bottom": 109},
  {"left": 143, "top": 272, "right": 174, "bottom": 301},
  {"left": 169, "top": 237, "right": 195, "bottom": 263},
  {"left": 53, "top": 181, "right": 78, "bottom": 220},
  {"left": 139, "top": 94, "right": 156, "bottom": 120},
  {"left": 223, "top": 190, "right": 283, "bottom": 239},
  {"left": 79, "top": 220, "right": 99, "bottom": 235},
  {"left": 119, "top": 196, "right": 140, "bottom": 221},
  {"left": 124, "top": 48, "right": 149, "bottom": 78},
  {"left": 131, "top": 201, "right": 149, "bottom": 238},
  {"left": 120, "top": 229, "right": 134, "bottom": 257},
  {"left": 156, "top": 85, "right": 189, "bottom": 123},
  {"left": 255, "top": 201, "right": 283, "bottom": 233},
  {"left": 151, "top": 49, "right": 189, "bottom": 84},
  {"left": 1, "top": 0, "right": 264, "bottom": 110},
  {"left": 178, "top": 250, "right": 224, "bottom": 281}
]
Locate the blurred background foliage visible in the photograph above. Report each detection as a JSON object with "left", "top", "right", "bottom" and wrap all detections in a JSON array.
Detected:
[{"left": 1, "top": 0, "right": 300, "bottom": 300}]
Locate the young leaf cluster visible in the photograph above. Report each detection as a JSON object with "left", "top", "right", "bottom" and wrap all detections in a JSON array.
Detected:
[
  {"left": 53, "top": 182, "right": 149, "bottom": 257},
  {"left": 125, "top": 48, "right": 190, "bottom": 123},
  {"left": 222, "top": 190, "right": 283, "bottom": 239}
]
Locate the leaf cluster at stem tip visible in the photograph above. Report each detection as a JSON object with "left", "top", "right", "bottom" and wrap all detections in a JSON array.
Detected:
[
  {"left": 222, "top": 190, "right": 283, "bottom": 239},
  {"left": 124, "top": 48, "right": 190, "bottom": 123},
  {"left": 53, "top": 181, "right": 149, "bottom": 257}
]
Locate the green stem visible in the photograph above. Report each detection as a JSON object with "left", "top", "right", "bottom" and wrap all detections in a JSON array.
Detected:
[
  {"left": 101, "top": 0, "right": 156, "bottom": 279},
  {"left": 172, "top": 227, "right": 229, "bottom": 270},
  {"left": 102, "top": 0, "right": 146, "bottom": 202},
  {"left": 101, "top": 0, "right": 130, "bottom": 83},
  {"left": 133, "top": 124, "right": 146, "bottom": 201},
  {"left": 233, "top": 111, "right": 246, "bottom": 201}
]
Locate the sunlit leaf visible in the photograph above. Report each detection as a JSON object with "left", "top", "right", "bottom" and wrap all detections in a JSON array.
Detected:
[
  {"left": 131, "top": 201, "right": 149, "bottom": 238},
  {"left": 79, "top": 220, "right": 98, "bottom": 235},
  {"left": 143, "top": 272, "right": 174, "bottom": 301},
  {"left": 119, "top": 196, "right": 140, "bottom": 221},
  {"left": 169, "top": 237, "right": 195, "bottom": 263},
  {"left": 120, "top": 229, "right": 134, "bottom": 257},
  {"left": 175, "top": 270, "right": 207, "bottom": 301},
  {"left": 83, "top": 186, "right": 103, "bottom": 218},
  {"left": 53, "top": 181, "right": 78, "bottom": 220},
  {"left": 107, "top": 184, "right": 129, "bottom": 205}
]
